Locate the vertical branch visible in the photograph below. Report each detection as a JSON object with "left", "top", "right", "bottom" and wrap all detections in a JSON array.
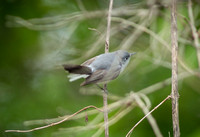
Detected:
[
  {"left": 188, "top": 0, "right": 200, "bottom": 69},
  {"left": 103, "top": 84, "right": 109, "bottom": 137},
  {"left": 171, "top": 0, "right": 180, "bottom": 137},
  {"left": 105, "top": 0, "right": 113, "bottom": 53},
  {"left": 103, "top": 0, "right": 113, "bottom": 137}
]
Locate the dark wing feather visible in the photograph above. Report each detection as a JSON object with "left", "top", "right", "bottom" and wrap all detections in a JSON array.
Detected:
[{"left": 63, "top": 64, "right": 92, "bottom": 74}]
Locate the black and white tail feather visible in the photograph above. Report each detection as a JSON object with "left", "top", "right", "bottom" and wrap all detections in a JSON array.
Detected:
[{"left": 63, "top": 64, "right": 92, "bottom": 85}]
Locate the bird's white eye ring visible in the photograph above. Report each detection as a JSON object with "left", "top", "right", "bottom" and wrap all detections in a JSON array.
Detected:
[{"left": 124, "top": 57, "right": 128, "bottom": 61}]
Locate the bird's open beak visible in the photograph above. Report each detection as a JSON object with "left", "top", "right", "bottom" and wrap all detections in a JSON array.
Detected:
[{"left": 130, "top": 52, "right": 137, "bottom": 56}]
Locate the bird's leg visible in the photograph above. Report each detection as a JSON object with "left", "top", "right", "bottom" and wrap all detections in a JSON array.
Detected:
[
  {"left": 96, "top": 84, "right": 104, "bottom": 90},
  {"left": 96, "top": 84, "right": 108, "bottom": 94},
  {"left": 103, "top": 84, "right": 108, "bottom": 94}
]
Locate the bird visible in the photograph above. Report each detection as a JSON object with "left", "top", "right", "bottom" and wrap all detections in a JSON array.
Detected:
[{"left": 63, "top": 50, "right": 136, "bottom": 86}]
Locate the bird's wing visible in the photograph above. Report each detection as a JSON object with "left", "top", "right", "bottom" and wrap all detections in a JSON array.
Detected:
[
  {"left": 81, "top": 57, "right": 96, "bottom": 66},
  {"left": 82, "top": 52, "right": 115, "bottom": 70},
  {"left": 80, "top": 69, "right": 106, "bottom": 86}
]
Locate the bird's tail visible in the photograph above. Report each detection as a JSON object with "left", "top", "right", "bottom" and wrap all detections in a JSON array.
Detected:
[
  {"left": 63, "top": 64, "right": 92, "bottom": 82},
  {"left": 63, "top": 64, "right": 92, "bottom": 74},
  {"left": 68, "top": 74, "right": 89, "bottom": 82}
]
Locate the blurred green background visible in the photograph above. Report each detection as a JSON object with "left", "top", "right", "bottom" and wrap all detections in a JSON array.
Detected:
[{"left": 1, "top": 0, "right": 200, "bottom": 137}]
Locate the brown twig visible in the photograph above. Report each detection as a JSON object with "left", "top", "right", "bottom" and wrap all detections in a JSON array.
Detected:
[
  {"left": 5, "top": 105, "right": 102, "bottom": 133},
  {"left": 103, "top": 85, "right": 109, "bottom": 137},
  {"left": 21, "top": 71, "right": 194, "bottom": 130},
  {"left": 126, "top": 95, "right": 171, "bottom": 137},
  {"left": 103, "top": 0, "right": 113, "bottom": 137},
  {"left": 105, "top": 0, "right": 113, "bottom": 53},
  {"left": 171, "top": 0, "right": 180, "bottom": 137},
  {"left": 133, "top": 94, "right": 163, "bottom": 137},
  {"left": 188, "top": 0, "right": 200, "bottom": 69}
]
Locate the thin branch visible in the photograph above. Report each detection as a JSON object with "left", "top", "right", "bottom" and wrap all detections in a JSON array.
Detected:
[
  {"left": 171, "top": 0, "right": 180, "bottom": 136},
  {"left": 7, "top": 5, "right": 142, "bottom": 30},
  {"left": 111, "top": 17, "right": 170, "bottom": 51},
  {"left": 133, "top": 94, "right": 163, "bottom": 137},
  {"left": 103, "top": 85, "right": 109, "bottom": 137},
  {"left": 105, "top": 0, "right": 114, "bottom": 53},
  {"left": 188, "top": 0, "right": 200, "bottom": 68},
  {"left": 126, "top": 95, "right": 171, "bottom": 137},
  {"left": 76, "top": 0, "right": 86, "bottom": 12},
  {"left": 54, "top": 103, "right": 135, "bottom": 136},
  {"left": 88, "top": 28, "right": 102, "bottom": 35},
  {"left": 103, "top": 0, "right": 113, "bottom": 137},
  {"left": 5, "top": 105, "right": 102, "bottom": 133},
  {"left": 92, "top": 104, "right": 134, "bottom": 137},
  {"left": 23, "top": 96, "right": 129, "bottom": 127},
  {"left": 111, "top": 17, "right": 193, "bottom": 74},
  {"left": 120, "top": 19, "right": 149, "bottom": 50},
  {"left": 22, "top": 71, "right": 193, "bottom": 128}
]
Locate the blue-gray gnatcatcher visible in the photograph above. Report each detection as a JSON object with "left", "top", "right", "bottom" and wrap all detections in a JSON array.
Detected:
[{"left": 63, "top": 50, "right": 136, "bottom": 86}]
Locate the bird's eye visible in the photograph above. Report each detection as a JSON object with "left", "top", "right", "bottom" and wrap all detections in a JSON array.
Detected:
[{"left": 124, "top": 57, "right": 128, "bottom": 61}]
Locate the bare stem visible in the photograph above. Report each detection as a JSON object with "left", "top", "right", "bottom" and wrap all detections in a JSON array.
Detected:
[
  {"left": 126, "top": 95, "right": 171, "bottom": 137},
  {"left": 134, "top": 94, "right": 163, "bottom": 137},
  {"left": 103, "top": 84, "right": 109, "bottom": 137},
  {"left": 103, "top": 0, "right": 113, "bottom": 137},
  {"left": 5, "top": 105, "right": 102, "bottom": 133},
  {"left": 105, "top": 0, "right": 113, "bottom": 53},
  {"left": 188, "top": 0, "right": 200, "bottom": 69},
  {"left": 171, "top": 0, "right": 180, "bottom": 136}
]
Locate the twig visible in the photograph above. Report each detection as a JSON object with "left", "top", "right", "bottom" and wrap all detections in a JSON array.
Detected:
[
  {"left": 7, "top": 5, "right": 141, "bottom": 30},
  {"left": 121, "top": 19, "right": 149, "bottom": 50},
  {"left": 133, "top": 94, "right": 163, "bottom": 137},
  {"left": 103, "top": 85, "right": 109, "bottom": 137},
  {"left": 22, "top": 71, "right": 194, "bottom": 128},
  {"left": 54, "top": 103, "right": 134, "bottom": 136},
  {"left": 138, "top": 93, "right": 151, "bottom": 109},
  {"left": 105, "top": 0, "right": 113, "bottom": 53},
  {"left": 76, "top": 0, "right": 86, "bottom": 12},
  {"left": 92, "top": 104, "right": 134, "bottom": 137},
  {"left": 23, "top": 96, "right": 128, "bottom": 127},
  {"left": 171, "top": 0, "right": 180, "bottom": 136},
  {"left": 111, "top": 17, "right": 193, "bottom": 74},
  {"left": 126, "top": 95, "right": 171, "bottom": 137},
  {"left": 88, "top": 28, "right": 102, "bottom": 35},
  {"left": 111, "top": 17, "right": 170, "bottom": 51},
  {"left": 103, "top": 0, "right": 113, "bottom": 137},
  {"left": 188, "top": 0, "right": 200, "bottom": 68},
  {"left": 5, "top": 105, "right": 102, "bottom": 133}
]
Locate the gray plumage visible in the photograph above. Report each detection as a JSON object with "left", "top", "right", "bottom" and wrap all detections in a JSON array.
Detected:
[{"left": 63, "top": 50, "right": 136, "bottom": 86}]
